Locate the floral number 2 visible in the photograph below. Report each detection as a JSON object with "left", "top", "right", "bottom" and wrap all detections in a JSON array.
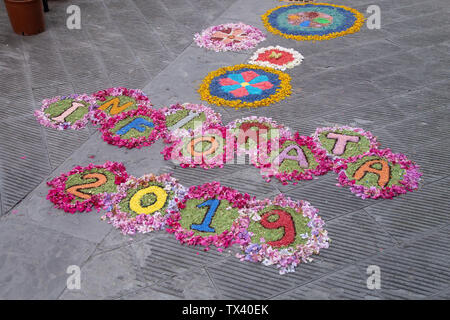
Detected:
[
  {"left": 191, "top": 199, "right": 220, "bottom": 233},
  {"left": 66, "top": 173, "right": 107, "bottom": 200},
  {"left": 260, "top": 209, "right": 296, "bottom": 247}
]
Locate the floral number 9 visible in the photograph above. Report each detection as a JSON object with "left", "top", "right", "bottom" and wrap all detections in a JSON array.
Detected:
[{"left": 260, "top": 209, "right": 296, "bottom": 247}]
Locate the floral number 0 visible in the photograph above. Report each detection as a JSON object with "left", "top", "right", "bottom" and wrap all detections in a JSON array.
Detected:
[
  {"left": 260, "top": 209, "right": 296, "bottom": 247},
  {"left": 191, "top": 199, "right": 220, "bottom": 233}
]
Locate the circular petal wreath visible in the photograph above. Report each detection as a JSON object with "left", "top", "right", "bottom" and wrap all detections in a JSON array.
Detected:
[
  {"left": 100, "top": 106, "right": 166, "bottom": 149},
  {"left": 199, "top": 64, "right": 291, "bottom": 109},
  {"left": 91, "top": 87, "right": 152, "bottom": 126},
  {"left": 162, "top": 123, "right": 235, "bottom": 169},
  {"left": 161, "top": 103, "right": 223, "bottom": 134},
  {"left": 334, "top": 148, "right": 422, "bottom": 199},
  {"left": 34, "top": 94, "right": 98, "bottom": 130},
  {"left": 237, "top": 194, "right": 330, "bottom": 275},
  {"left": 102, "top": 173, "right": 187, "bottom": 235},
  {"left": 256, "top": 132, "right": 333, "bottom": 184},
  {"left": 166, "top": 182, "right": 255, "bottom": 250},
  {"left": 261, "top": 3, "right": 365, "bottom": 41},
  {"left": 46, "top": 161, "right": 128, "bottom": 213},
  {"left": 226, "top": 116, "right": 292, "bottom": 164},
  {"left": 313, "top": 126, "right": 380, "bottom": 162},
  {"left": 194, "top": 22, "right": 266, "bottom": 52},
  {"left": 248, "top": 46, "right": 304, "bottom": 71}
]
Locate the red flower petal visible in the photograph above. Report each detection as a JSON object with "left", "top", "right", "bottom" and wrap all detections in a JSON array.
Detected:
[
  {"left": 219, "top": 77, "right": 239, "bottom": 86},
  {"left": 230, "top": 86, "right": 249, "bottom": 97},
  {"left": 241, "top": 70, "right": 259, "bottom": 82},
  {"left": 251, "top": 81, "right": 273, "bottom": 90}
]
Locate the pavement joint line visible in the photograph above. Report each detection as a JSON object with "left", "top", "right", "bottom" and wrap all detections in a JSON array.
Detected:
[
  {"left": 204, "top": 265, "right": 224, "bottom": 299},
  {"left": 361, "top": 208, "right": 401, "bottom": 247},
  {"left": 55, "top": 239, "right": 101, "bottom": 300},
  {"left": 100, "top": 0, "right": 152, "bottom": 83},
  {"left": 113, "top": 0, "right": 173, "bottom": 66},
  {"left": 301, "top": 81, "right": 449, "bottom": 127},
  {"left": 0, "top": 130, "right": 103, "bottom": 217}
]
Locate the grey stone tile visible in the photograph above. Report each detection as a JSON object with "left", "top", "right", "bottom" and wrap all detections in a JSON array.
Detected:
[
  {"left": 207, "top": 256, "right": 298, "bottom": 299},
  {"left": 372, "top": 73, "right": 423, "bottom": 96},
  {"left": 318, "top": 81, "right": 389, "bottom": 107},
  {"left": 121, "top": 269, "right": 221, "bottom": 300},
  {"left": 5, "top": 185, "right": 113, "bottom": 244},
  {"left": 272, "top": 266, "right": 380, "bottom": 300},
  {"left": 408, "top": 137, "right": 450, "bottom": 178},
  {"left": 108, "top": 9, "right": 166, "bottom": 53},
  {"left": 389, "top": 88, "right": 450, "bottom": 115},
  {"left": 388, "top": 26, "right": 449, "bottom": 48},
  {"left": 0, "top": 116, "right": 51, "bottom": 213},
  {"left": 284, "top": 175, "right": 377, "bottom": 221},
  {"left": 50, "top": 27, "right": 92, "bottom": 50},
  {"left": 135, "top": 49, "right": 176, "bottom": 81},
  {"left": 108, "top": 66, "right": 150, "bottom": 89},
  {"left": 318, "top": 99, "right": 407, "bottom": 133},
  {"left": 0, "top": 0, "right": 448, "bottom": 300},
  {"left": 220, "top": 0, "right": 276, "bottom": 23},
  {"left": 32, "top": 82, "right": 75, "bottom": 105},
  {"left": 59, "top": 46, "right": 108, "bottom": 79},
  {"left": 104, "top": 0, "right": 136, "bottom": 11},
  {"left": 383, "top": 107, "right": 450, "bottom": 148},
  {"left": 391, "top": 1, "right": 449, "bottom": 17},
  {"left": 207, "top": 210, "right": 395, "bottom": 299},
  {"left": 43, "top": 127, "right": 91, "bottom": 169},
  {"left": 142, "top": 45, "right": 247, "bottom": 106},
  {"left": 0, "top": 219, "right": 95, "bottom": 299},
  {"left": 59, "top": 244, "right": 147, "bottom": 299},
  {"left": 136, "top": 232, "right": 234, "bottom": 284},
  {"left": 355, "top": 225, "right": 450, "bottom": 299},
  {"left": 0, "top": 71, "right": 35, "bottom": 120},
  {"left": 307, "top": 40, "right": 402, "bottom": 69},
  {"left": 364, "top": 177, "right": 450, "bottom": 244}
]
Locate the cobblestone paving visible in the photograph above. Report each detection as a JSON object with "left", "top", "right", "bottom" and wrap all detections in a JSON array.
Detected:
[{"left": 0, "top": 0, "right": 449, "bottom": 299}]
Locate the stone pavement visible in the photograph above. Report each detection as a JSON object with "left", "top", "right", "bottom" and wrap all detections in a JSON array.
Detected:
[{"left": 0, "top": 0, "right": 449, "bottom": 299}]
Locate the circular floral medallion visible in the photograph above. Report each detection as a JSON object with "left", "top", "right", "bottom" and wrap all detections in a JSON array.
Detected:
[
  {"left": 162, "top": 103, "right": 223, "bottom": 134},
  {"left": 34, "top": 94, "right": 98, "bottom": 130},
  {"left": 46, "top": 162, "right": 128, "bottom": 213},
  {"left": 100, "top": 106, "right": 166, "bottom": 149},
  {"left": 237, "top": 194, "right": 330, "bottom": 274},
  {"left": 91, "top": 87, "right": 152, "bottom": 125},
  {"left": 227, "top": 116, "right": 291, "bottom": 164},
  {"left": 313, "top": 126, "right": 380, "bottom": 163},
  {"left": 255, "top": 132, "right": 333, "bottom": 184},
  {"left": 166, "top": 182, "right": 254, "bottom": 249},
  {"left": 334, "top": 148, "right": 422, "bottom": 199},
  {"left": 194, "top": 22, "right": 266, "bottom": 52},
  {"left": 199, "top": 64, "right": 291, "bottom": 109},
  {"left": 248, "top": 46, "right": 304, "bottom": 71},
  {"left": 102, "top": 173, "right": 187, "bottom": 235},
  {"left": 280, "top": 0, "right": 317, "bottom": 3},
  {"left": 262, "top": 3, "right": 365, "bottom": 41},
  {"left": 162, "top": 124, "right": 235, "bottom": 169}
]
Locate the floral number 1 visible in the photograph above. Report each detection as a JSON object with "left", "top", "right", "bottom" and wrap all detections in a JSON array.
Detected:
[{"left": 191, "top": 199, "right": 220, "bottom": 233}]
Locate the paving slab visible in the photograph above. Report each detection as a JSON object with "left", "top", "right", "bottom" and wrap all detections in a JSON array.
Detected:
[
  {"left": 0, "top": 0, "right": 448, "bottom": 300},
  {"left": 0, "top": 219, "right": 95, "bottom": 299}
]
